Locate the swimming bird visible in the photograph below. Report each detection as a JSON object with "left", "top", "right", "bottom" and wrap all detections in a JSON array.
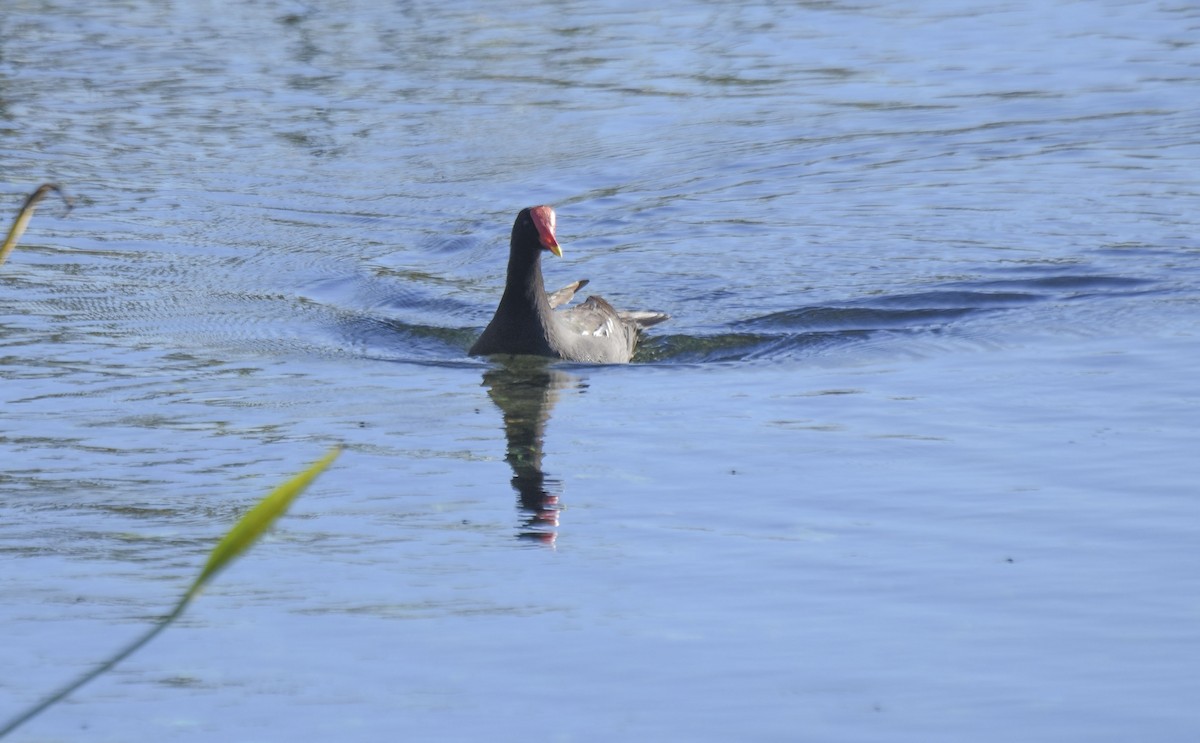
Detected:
[{"left": 469, "top": 205, "right": 668, "bottom": 363}]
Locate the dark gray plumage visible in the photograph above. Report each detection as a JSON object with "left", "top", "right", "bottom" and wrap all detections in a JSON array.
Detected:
[{"left": 469, "top": 205, "right": 668, "bottom": 364}]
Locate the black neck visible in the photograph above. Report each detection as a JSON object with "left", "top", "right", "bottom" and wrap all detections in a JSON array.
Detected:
[{"left": 499, "top": 244, "right": 550, "bottom": 321}]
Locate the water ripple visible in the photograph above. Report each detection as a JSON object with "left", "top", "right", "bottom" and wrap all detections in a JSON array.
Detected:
[{"left": 634, "top": 270, "right": 1164, "bottom": 364}]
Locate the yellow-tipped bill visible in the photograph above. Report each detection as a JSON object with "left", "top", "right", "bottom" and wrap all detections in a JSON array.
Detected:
[{"left": 529, "top": 204, "right": 562, "bottom": 257}]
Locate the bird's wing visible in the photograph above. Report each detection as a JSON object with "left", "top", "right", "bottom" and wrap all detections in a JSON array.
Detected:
[
  {"left": 546, "top": 279, "right": 590, "bottom": 309},
  {"left": 557, "top": 295, "right": 627, "bottom": 337}
]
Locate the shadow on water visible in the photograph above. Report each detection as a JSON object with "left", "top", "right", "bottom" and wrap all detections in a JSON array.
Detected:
[{"left": 480, "top": 357, "right": 580, "bottom": 545}]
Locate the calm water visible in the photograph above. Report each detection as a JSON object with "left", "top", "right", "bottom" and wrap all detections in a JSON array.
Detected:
[{"left": 3, "top": 1, "right": 1199, "bottom": 740}]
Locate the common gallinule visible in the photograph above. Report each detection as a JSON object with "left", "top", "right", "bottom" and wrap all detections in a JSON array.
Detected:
[{"left": 469, "top": 205, "right": 668, "bottom": 363}]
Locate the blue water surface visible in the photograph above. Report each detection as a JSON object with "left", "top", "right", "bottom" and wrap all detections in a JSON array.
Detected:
[{"left": 2, "top": 1, "right": 1199, "bottom": 741}]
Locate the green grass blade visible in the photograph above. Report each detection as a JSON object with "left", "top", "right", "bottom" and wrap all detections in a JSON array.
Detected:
[
  {"left": 0, "top": 447, "right": 341, "bottom": 740},
  {"left": 187, "top": 446, "right": 341, "bottom": 599},
  {"left": 0, "top": 184, "right": 73, "bottom": 267}
]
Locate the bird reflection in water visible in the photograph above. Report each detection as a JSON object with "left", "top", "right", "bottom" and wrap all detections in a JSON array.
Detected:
[{"left": 482, "top": 358, "right": 580, "bottom": 544}]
